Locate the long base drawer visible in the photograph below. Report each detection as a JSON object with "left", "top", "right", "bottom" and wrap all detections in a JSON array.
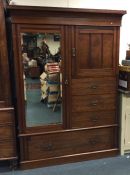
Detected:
[{"left": 24, "top": 127, "right": 118, "bottom": 160}]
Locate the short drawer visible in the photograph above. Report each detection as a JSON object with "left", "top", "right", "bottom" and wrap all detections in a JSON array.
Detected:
[
  {"left": 27, "top": 127, "right": 117, "bottom": 160},
  {"left": 72, "top": 94, "right": 116, "bottom": 112},
  {"left": 72, "top": 110, "right": 117, "bottom": 128},
  {"left": 0, "top": 108, "right": 14, "bottom": 124},
  {"left": 0, "top": 140, "right": 16, "bottom": 159},
  {"left": 72, "top": 77, "right": 116, "bottom": 95},
  {"left": 0, "top": 125, "right": 14, "bottom": 140}
]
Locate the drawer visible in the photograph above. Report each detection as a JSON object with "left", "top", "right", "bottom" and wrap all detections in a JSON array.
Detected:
[
  {"left": 72, "top": 77, "right": 116, "bottom": 95},
  {"left": 0, "top": 140, "right": 16, "bottom": 159},
  {"left": 72, "top": 110, "right": 117, "bottom": 128},
  {"left": 0, "top": 108, "right": 14, "bottom": 124},
  {"left": 0, "top": 125, "right": 14, "bottom": 140},
  {"left": 72, "top": 94, "right": 116, "bottom": 112},
  {"left": 27, "top": 127, "right": 117, "bottom": 160}
]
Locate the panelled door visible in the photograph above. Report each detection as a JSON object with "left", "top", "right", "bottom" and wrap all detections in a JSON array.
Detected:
[{"left": 74, "top": 26, "right": 117, "bottom": 77}]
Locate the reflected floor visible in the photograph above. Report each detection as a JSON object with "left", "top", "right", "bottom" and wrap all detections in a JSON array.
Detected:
[{"left": 25, "top": 78, "right": 61, "bottom": 127}]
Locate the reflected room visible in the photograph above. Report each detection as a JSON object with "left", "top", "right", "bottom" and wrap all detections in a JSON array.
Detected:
[{"left": 21, "top": 32, "right": 62, "bottom": 127}]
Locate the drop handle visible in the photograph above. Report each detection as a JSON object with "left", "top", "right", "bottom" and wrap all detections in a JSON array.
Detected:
[
  {"left": 89, "top": 138, "right": 99, "bottom": 145},
  {"left": 90, "top": 85, "right": 98, "bottom": 89},
  {"left": 40, "top": 143, "right": 53, "bottom": 151},
  {"left": 90, "top": 100, "right": 98, "bottom": 106},
  {"left": 90, "top": 116, "right": 99, "bottom": 122},
  {"left": 46, "top": 143, "right": 53, "bottom": 151}
]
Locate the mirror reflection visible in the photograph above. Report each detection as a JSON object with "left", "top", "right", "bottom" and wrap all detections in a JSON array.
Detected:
[{"left": 21, "top": 32, "right": 62, "bottom": 127}]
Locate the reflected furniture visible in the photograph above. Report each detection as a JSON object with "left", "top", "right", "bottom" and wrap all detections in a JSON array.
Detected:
[
  {"left": 6, "top": 5, "right": 126, "bottom": 169},
  {"left": 0, "top": 0, "right": 17, "bottom": 166}
]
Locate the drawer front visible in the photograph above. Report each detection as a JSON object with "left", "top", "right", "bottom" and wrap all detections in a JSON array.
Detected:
[
  {"left": 0, "top": 140, "right": 16, "bottom": 158},
  {"left": 27, "top": 127, "right": 117, "bottom": 160},
  {"left": 72, "top": 94, "right": 116, "bottom": 112},
  {"left": 72, "top": 110, "right": 117, "bottom": 128},
  {"left": 0, "top": 109, "right": 14, "bottom": 124},
  {"left": 0, "top": 125, "right": 14, "bottom": 140},
  {"left": 72, "top": 77, "right": 116, "bottom": 95}
]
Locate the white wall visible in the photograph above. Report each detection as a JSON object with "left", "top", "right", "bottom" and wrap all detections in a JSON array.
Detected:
[{"left": 10, "top": 0, "right": 130, "bottom": 63}]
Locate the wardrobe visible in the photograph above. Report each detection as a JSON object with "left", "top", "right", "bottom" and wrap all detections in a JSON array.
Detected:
[
  {"left": 6, "top": 4, "right": 126, "bottom": 169},
  {"left": 0, "top": 0, "right": 17, "bottom": 166}
]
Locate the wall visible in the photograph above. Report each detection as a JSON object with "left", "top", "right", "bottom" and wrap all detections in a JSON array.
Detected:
[
  {"left": 37, "top": 35, "right": 60, "bottom": 55},
  {"left": 10, "top": 0, "right": 130, "bottom": 63}
]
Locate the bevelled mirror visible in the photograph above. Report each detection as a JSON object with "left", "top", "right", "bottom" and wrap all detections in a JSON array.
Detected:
[{"left": 20, "top": 32, "right": 62, "bottom": 127}]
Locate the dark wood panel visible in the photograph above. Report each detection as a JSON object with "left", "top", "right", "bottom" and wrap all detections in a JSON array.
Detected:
[
  {"left": 0, "top": 140, "right": 16, "bottom": 159},
  {"left": 27, "top": 127, "right": 117, "bottom": 160},
  {"left": 0, "top": 101, "right": 5, "bottom": 108},
  {"left": 0, "top": 1, "right": 17, "bottom": 163},
  {"left": 0, "top": 0, "right": 11, "bottom": 106},
  {"left": 71, "top": 77, "right": 116, "bottom": 95},
  {"left": 72, "top": 110, "right": 116, "bottom": 128},
  {"left": 75, "top": 27, "right": 116, "bottom": 77},
  {"left": 7, "top": 6, "right": 126, "bottom": 27},
  {"left": 0, "top": 49, "right": 2, "bottom": 100},
  {"left": 91, "top": 34, "right": 102, "bottom": 68},
  {"left": 0, "top": 108, "right": 14, "bottom": 123},
  {"left": 72, "top": 94, "right": 116, "bottom": 112},
  {"left": 78, "top": 34, "right": 90, "bottom": 69},
  {"left": 103, "top": 34, "right": 113, "bottom": 67},
  {"left": 0, "top": 125, "right": 14, "bottom": 140}
]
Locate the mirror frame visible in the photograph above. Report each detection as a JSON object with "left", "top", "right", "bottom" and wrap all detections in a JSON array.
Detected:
[{"left": 13, "top": 24, "right": 66, "bottom": 133}]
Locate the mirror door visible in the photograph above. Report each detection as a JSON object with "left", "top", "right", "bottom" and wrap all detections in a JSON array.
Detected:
[{"left": 16, "top": 26, "right": 65, "bottom": 131}]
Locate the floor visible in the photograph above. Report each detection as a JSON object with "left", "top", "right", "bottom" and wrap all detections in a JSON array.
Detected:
[
  {"left": 1, "top": 155, "right": 130, "bottom": 175},
  {"left": 25, "top": 78, "right": 61, "bottom": 127}
]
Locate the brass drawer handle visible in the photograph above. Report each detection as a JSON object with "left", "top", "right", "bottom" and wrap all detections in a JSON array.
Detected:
[
  {"left": 90, "top": 100, "right": 98, "bottom": 106},
  {"left": 40, "top": 143, "right": 53, "bottom": 151},
  {"left": 89, "top": 138, "right": 99, "bottom": 146},
  {"left": 46, "top": 143, "right": 53, "bottom": 151},
  {"left": 90, "top": 85, "right": 98, "bottom": 89},
  {"left": 90, "top": 116, "right": 99, "bottom": 122}
]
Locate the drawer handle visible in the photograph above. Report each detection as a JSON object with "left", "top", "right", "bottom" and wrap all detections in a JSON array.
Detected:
[
  {"left": 40, "top": 143, "right": 53, "bottom": 151},
  {"left": 90, "top": 116, "right": 99, "bottom": 122},
  {"left": 46, "top": 143, "right": 53, "bottom": 151},
  {"left": 90, "top": 85, "right": 98, "bottom": 89},
  {"left": 90, "top": 100, "right": 98, "bottom": 106},
  {"left": 89, "top": 138, "right": 99, "bottom": 146}
]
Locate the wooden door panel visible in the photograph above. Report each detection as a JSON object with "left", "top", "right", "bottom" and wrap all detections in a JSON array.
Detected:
[
  {"left": 75, "top": 27, "right": 115, "bottom": 77},
  {"left": 78, "top": 34, "right": 90, "bottom": 69},
  {"left": 103, "top": 34, "right": 113, "bottom": 68},
  {"left": 91, "top": 34, "right": 102, "bottom": 68}
]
